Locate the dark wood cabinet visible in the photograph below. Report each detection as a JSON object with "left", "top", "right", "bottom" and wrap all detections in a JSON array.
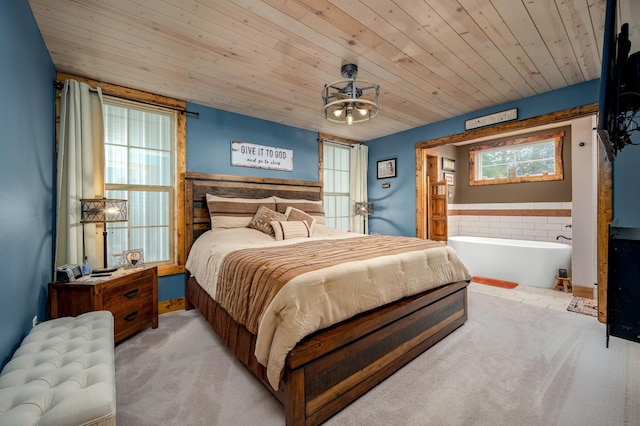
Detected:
[
  {"left": 607, "top": 226, "right": 640, "bottom": 345},
  {"left": 48, "top": 267, "right": 158, "bottom": 343}
]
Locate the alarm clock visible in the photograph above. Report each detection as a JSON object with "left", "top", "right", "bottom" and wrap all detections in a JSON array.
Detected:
[{"left": 56, "top": 264, "right": 83, "bottom": 282}]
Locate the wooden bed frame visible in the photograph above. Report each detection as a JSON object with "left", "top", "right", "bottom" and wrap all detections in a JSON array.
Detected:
[{"left": 184, "top": 172, "right": 468, "bottom": 425}]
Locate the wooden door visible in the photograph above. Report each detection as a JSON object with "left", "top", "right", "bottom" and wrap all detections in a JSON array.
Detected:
[{"left": 428, "top": 178, "right": 448, "bottom": 241}]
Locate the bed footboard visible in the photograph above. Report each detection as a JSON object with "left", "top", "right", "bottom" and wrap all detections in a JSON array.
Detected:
[
  {"left": 186, "top": 275, "right": 468, "bottom": 426},
  {"left": 284, "top": 280, "right": 467, "bottom": 425}
]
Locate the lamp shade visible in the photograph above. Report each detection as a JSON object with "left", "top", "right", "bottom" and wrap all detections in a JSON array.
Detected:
[
  {"left": 80, "top": 198, "right": 128, "bottom": 223},
  {"left": 354, "top": 201, "right": 374, "bottom": 216}
]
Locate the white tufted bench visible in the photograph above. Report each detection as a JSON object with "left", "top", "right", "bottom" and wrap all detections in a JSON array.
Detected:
[{"left": 0, "top": 311, "right": 116, "bottom": 426}]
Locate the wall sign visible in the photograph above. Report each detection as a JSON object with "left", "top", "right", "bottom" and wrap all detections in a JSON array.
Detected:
[
  {"left": 465, "top": 108, "right": 518, "bottom": 131},
  {"left": 231, "top": 141, "right": 293, "bottom": 171}
]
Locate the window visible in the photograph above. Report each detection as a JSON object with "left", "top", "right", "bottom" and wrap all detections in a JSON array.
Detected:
[
  {"left": 469, "top": 131, "right": 564, "bottom": 186},
  {"left": 322, "top": 142, "right": 351, "bottom": 231},
  {"left": 103, "top": 99, "right": 176, "bottom": 267}
]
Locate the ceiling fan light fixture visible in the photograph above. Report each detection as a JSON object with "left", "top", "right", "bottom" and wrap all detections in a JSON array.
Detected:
[
  {"left": 322, "top": 63, "right": 379, "bottom": 125},
  {"left": 346, "top": 109, "right": 354, "bottom": 125}
]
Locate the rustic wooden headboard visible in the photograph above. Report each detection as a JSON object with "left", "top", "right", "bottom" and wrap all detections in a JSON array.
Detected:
[{"left": 184, "top": 172, "right": 323, "bottom": 259}]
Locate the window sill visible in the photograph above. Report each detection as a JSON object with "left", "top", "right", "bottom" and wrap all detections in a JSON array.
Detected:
[{"left": 158, "top": 264, "right": 185, "bottom": 277}]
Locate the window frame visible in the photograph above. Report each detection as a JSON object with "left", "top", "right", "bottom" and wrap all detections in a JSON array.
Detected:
[
  {"left": 468, "top": 131, "right": 565, "bottom": 186},
  {"left": 57, "top": 73, "right": 186, "bottom": 277},
  {"left": 103, "top": 97, "right": 177, "bottom": 268},
  {"left": 321, "top": 141, "right": 351, "bottom": 231}
]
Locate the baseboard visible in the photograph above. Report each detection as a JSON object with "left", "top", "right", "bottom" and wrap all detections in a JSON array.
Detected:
[
  {"left": 159, "top": 297, "right": 185, "bottom": 314},
  {"left": 572, "top": 285, "right": 593, "bottom": 300}
]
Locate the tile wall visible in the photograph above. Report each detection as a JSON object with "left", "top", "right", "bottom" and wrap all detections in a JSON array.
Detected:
[{"left": 447, "top": 202, "right": 573, "bottom": 244}]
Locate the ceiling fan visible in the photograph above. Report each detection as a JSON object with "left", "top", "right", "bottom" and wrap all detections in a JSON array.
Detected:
[{"left": 321, "top": 64, "right": 380, "bottom": 125}]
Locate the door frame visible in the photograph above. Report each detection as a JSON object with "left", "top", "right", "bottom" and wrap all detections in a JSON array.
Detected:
[
  {"left": 415, "top": 149, "right": 441, "bottom": 239},
  {"left": 414, "top": 104, "right": 611, "bottom": 323}
]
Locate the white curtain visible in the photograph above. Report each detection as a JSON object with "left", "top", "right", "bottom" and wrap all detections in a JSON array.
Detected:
[
  {"left": 350, "top": 144, "right": 369, "bottom": 234},
  {"left": 55, "top": 80, "right": 105, "bottom": 269}
]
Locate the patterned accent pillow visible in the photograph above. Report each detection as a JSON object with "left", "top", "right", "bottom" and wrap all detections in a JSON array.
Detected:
[
  {"left": 206, "top": 194, "right": 276, "bottom": 229},
  {"left": 247, "top": 205, "right": 286, "bottom": 237},
  {"left": 271, "top": 220, "right": 311, "bottom": 241},
  {"left": 285, "top": 206, "right": 316, "bottom": 234},
  {"left": 274, "top": 196, "right": 326, "bottom": 225}
]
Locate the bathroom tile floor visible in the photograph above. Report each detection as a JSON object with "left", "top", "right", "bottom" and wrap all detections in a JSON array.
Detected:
[{"left": 468, "top": 281, "right": 576, "bottom": 313}]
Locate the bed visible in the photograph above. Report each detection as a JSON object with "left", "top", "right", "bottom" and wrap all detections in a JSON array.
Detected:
[{"left": 184, "top": 172, "right": 470, "bottom": 425}]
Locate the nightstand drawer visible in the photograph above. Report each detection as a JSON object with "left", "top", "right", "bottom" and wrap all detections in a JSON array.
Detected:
[
  {"left": 113, "top": 300, "right": 153, "bottom": 341},
  {"left": 103, "top": 275, "right": 153, "bottom": 309}
]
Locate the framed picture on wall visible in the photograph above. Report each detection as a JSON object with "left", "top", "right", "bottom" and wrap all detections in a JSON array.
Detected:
[
  {"left": 444, "top": 172, "right": 455, "bottom": 186},
  {"left": 377, "top": 158, "right": 397, "bottom": 179},
  {"left": 442, "top": 157, "right": 456, "bottom": 172}
]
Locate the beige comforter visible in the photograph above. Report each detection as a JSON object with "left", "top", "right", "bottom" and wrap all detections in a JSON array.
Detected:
[{"left": 186, "top": 226, "right": 470, "bottom": 389}]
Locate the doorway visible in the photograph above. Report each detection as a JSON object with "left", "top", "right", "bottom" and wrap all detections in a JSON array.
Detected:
[
  {"left": 414, "top": 104, "right": 612, "bottom": 321},
  {"left": 416, "top": 149, "right": 447, "bottom": 240}
]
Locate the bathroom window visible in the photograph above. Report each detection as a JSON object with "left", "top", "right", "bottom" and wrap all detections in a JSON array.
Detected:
[{"left": 468, "top": 131, "right": 564, "bottom": 186}]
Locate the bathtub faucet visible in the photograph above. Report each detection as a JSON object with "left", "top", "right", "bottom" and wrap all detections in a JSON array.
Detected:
[{"left": 556, "top": 235, "right": 572, "bottom": 241}]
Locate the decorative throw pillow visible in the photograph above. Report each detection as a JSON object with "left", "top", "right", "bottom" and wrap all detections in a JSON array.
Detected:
[
  {"left": 247, "top": 205, "right": 286, "bottom": 237},
  {"left": 285, "top": 206, "right": 316, "bottom": 234},
  {"left": 274, "top": 196, "right": 326, "bottom": 225},
  {"left": 271, "top": 220, "right": 311, "bottom": 241}
]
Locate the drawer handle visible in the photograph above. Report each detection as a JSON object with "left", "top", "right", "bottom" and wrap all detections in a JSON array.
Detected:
[
  {"left": 123, "top": 289, "right": 139, "bottom": 299},
  {"left": 124, "top": 311, "right": 139, "bottom": 322}
]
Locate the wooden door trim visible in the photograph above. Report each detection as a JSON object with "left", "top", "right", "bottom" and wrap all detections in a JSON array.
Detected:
[
  {"left": 415, "top": 149, "right": 441, "bottom": 238},
  {"left": 597, "top": 141, "right": 612, "bottom": 322},
  {"left": 414, "top": 103, "right": 611, "bottom": 324},
  {"left": 415, "top": 104, "right": 597, "bottom": 149}
]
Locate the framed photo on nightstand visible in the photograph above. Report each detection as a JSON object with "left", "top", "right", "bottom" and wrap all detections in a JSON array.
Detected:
[{"left": 123, "top": 248, "right": 145, "bottom": 269}]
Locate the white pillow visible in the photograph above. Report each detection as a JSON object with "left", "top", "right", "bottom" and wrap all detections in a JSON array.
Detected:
[
  {"left": 284, "top": 206, "right": 317, "bottom": 234},
  {"left": 270, "top": 220, "right": 311, "bottom": 241}
]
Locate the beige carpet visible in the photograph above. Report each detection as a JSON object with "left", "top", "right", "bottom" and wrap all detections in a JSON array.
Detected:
[{"left": 115, "top": 292, "right": 640, "bottom": 426}]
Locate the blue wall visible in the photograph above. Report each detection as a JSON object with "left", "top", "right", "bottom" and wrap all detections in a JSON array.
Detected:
[
  {"left": 152, "top": 104, "right": 323, "bottom": 302},
  {"left": 366, "top": 80, "right": 602, "bottom": 237},
  {"left": 186, "top": 103, "right": 319, "bottom": 181},
  {"left": 0, "top": 0, "right": 55, "bottom": 367}
]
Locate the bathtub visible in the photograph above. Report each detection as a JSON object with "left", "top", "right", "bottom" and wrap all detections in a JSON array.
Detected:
[{"left": 447, "top": 236, "right": 571, "bottom": 288}]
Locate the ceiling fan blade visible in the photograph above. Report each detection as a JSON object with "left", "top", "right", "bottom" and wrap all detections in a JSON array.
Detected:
[{"left": 355, "top": 102, "right": 374, "bottom": 110}]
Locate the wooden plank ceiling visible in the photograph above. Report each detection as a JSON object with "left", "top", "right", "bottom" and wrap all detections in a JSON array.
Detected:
[{"left": 28, "top": 0, "right": 640, "bottom": 142}]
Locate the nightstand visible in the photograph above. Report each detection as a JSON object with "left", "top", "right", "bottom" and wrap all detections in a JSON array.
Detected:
[{"left": 47, "top": 266, "right": 158, "bottom": 343}]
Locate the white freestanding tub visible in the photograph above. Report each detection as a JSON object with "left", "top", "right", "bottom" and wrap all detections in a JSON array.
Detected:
[{"left": 447, "top": 236, "right": 571, "bottom": 288}]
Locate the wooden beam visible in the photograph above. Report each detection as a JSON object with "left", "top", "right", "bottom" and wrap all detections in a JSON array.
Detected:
[{"left": 416, "top": 104, "right": 598, "bottom": 149}]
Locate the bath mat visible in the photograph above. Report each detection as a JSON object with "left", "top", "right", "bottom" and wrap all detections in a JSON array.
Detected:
[
  {"left": 471, "top": 276, "right": 518, "bottom": 289},
  {"left": 567, "top": 297, "right": 598, "bottom": 317}
]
